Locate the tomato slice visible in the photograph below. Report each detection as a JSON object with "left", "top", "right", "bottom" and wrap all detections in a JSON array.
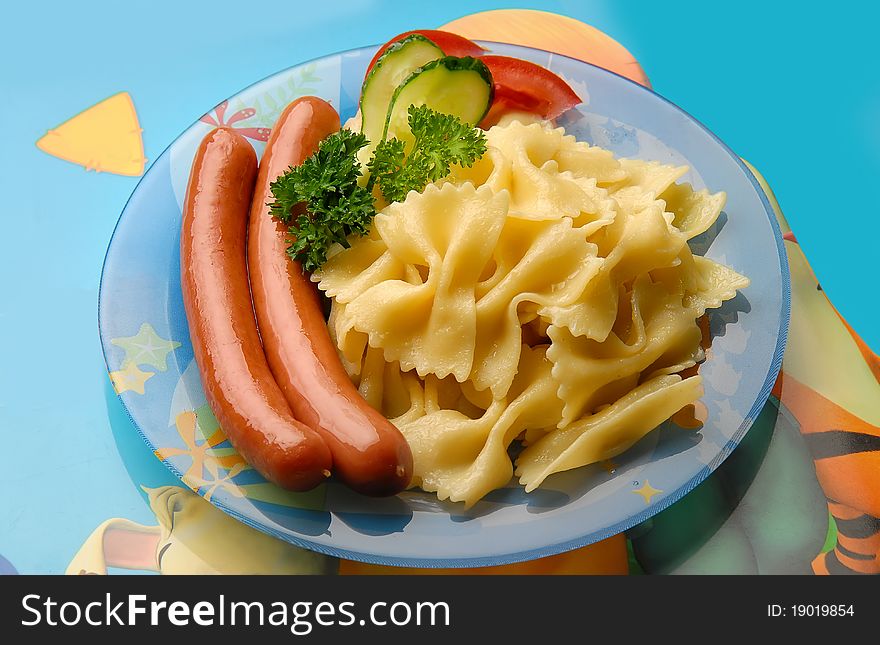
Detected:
[
  {"left": 365, "top": 29, "right": 486, "bottom": 77},
  {"left": 479, "top": 91, "right": 545, "bottom": 129},
  {"left": 480, "top": 55, "right": 581, "bottom": 125}
]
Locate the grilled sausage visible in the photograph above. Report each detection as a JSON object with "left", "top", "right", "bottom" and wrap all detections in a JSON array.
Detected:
[
  {"left": 180, "top": 127, "right": 332, "bottom": 491},
  {"left": 248, "top": 97, "right": 413, "bottom": 496}
]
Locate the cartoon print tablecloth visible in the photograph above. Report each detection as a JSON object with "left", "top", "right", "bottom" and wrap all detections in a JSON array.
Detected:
[{"left": 3, "top": 5, "right": 878, "bottom": 576}]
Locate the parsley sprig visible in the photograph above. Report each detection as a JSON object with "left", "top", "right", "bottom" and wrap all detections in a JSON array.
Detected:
[
  {"left": 268, "top": 105, "right": 486, "bottom": 272},
  {"left": 368, "top": 105, "right": 488, "bottom": 203},
  {"left": 268, "top": 129, "right": 375, "bottom": 272}
]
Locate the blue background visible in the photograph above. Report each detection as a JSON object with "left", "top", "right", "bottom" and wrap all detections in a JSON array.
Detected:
[{"left": 0, "top": 0, "right": 876, "bottom": 573}]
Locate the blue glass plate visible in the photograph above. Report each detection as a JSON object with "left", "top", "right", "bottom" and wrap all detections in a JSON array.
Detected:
[{"left": 98, "top": 43, "right": 789, "bottom": 567}]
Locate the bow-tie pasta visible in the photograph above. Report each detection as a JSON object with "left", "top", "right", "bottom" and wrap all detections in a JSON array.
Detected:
[{"left": 313, "top": 119, "right": 748, "bottom": 507}]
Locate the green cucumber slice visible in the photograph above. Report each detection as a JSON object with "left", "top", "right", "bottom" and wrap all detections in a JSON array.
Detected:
[
  {"left": 383, "top": 56, "right": 494, "bottom": 146},
  {"left": 360, "top": 34, "right": 444, "bottom": 147}
]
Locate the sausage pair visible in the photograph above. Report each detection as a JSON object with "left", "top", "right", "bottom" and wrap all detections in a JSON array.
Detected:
[{"left": 180, "top": 98, "right": 412, "bottom": 496}]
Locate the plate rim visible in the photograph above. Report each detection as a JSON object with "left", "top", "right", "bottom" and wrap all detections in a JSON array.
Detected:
[{"left": 98, "top": 41, "right": 791, "bottom": 568}]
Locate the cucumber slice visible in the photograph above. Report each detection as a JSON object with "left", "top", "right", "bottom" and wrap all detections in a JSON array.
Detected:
[
  {"left": 360, "top": 34, "right": 444, "bottom": 146},
  {"left": 383, "top": 56, "right": 494, "bottom": 146}
]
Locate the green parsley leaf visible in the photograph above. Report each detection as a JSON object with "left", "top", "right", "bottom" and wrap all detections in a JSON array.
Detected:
[
  {"left": 268, "top": 129, "right": 375, "bottom": 272},
  {"left": 368, "top": 105, "right": 487, "bottom": 203}
]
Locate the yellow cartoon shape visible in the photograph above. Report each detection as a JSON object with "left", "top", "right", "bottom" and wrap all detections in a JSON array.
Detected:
[
  {"left": 36, "top": 92, "right": 146, "bottom": 176},
  {"left": 66, "top": 486, "right": 335, "bottom": 575}
]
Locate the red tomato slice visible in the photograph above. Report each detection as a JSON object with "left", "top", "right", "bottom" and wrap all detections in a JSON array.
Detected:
[
  {"left": 479, "top": 91, "right": 544, "bottom": 129},
  {"left": 365, "top": 29, "right": 486, "bottom": 77},
  {"left": 480, "top": 55, "right": 581, "bottom": 125}
]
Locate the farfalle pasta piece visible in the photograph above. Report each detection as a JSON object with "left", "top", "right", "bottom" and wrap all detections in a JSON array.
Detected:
[
  {"left": 446, "top": 146, "right": 512, "bottom": 198},
  {"left": 661, "top": 182, "right": 727, "bottom": 240},
  {"left": 485, "top": 120, "right": 627, "bottom": 185},
  {"left": 448, "top": 121, "right": 622, "bottom": 234},
  {"left": 471, "top": 216, "right": 603, "bottom": 397},
  {"left": 547, "top": 274, "right": 703, "bottom": 426},
  {"left": 326, "top": 301, "right": 368, "bottom": 376},
  {"left": 318, "top": 182, "right": 508, "bottom": 382},
  {"left": 651, "top": 252, "right": 751, "bottom": 316},
  {"left": 516, "top": 374, "right": 704, "bottom": 491},
  {"left": 316, "top": 228, "right": 404, "bottom": 304},
  {"left": 398, "top": 346, "right": 563, "bottom": 507},
  {"left": 684, "top": 255, "right": 750, "bottom": 315},
  {"left": 544, "top": 201, "right": 687, "bottom": 341},
  {"left": 613, "top": 158, "right": 689, "bottom": 197}
]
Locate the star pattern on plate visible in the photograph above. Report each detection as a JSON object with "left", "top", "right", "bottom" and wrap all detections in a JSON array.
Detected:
[
  {"left": 109, "top": 361, "right": 154, "bottom": 395},
  {"left": 111, "top": 322, "right": 181, "bottom": 371},
  {"left": 632, "top": 480, "right": 663, "bottom": 505}
]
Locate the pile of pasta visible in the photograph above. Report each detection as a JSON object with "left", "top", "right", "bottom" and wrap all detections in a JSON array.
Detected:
[{"left": 314, "top": 120, "right": 749, "bottom": 507}]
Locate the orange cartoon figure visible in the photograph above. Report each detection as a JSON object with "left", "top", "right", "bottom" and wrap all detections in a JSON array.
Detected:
[{"left": 761, "top": 161, "right": 880, "bottom": 574}]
